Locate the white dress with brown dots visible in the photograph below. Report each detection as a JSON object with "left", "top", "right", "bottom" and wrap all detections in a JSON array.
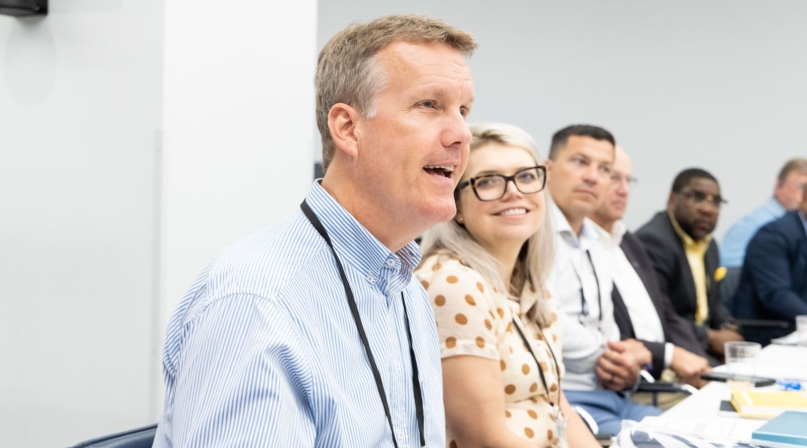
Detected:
[{"left": 416, "top": 256, "right": 567, "bottom": 448}]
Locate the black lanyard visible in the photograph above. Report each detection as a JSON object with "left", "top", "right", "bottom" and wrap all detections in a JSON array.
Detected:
[
  {"left": 570, "top": 250, "right": 602, "bottom": 326},
  {"left": 511, "top": 317, "right": 562, "bottom": 408},
  {"left": 300, "top": 201, "right": 425, "bottom": 448}
]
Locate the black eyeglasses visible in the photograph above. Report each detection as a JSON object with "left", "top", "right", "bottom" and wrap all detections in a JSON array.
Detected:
[
  {"left": 679, "top": 190, "right": 727, "bottom": 209},
  {"left": 457, "top": 166, "right": 547, "bottom": 201}
]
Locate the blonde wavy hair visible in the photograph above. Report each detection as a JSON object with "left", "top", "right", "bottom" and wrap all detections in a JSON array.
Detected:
[{"left": 420, "top": 122, "right": 555, "bottom": 327}]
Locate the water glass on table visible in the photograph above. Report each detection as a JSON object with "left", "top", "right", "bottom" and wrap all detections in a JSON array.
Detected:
[
  {"left": 724, "top": 341, "right": 761, "bottom": 376},
  {"left": 797, "top": 315, "right": 807, "bottom": 346}
]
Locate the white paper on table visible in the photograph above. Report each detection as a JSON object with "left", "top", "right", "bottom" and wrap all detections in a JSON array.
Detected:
[
  {"left": 772, "top": 331, "right": 801, "bottom": 346},
  {"left": 637, "top": 416, "right": 766, "bottom": 442}
]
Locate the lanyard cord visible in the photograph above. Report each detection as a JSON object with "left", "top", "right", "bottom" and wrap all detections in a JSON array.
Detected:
[
  {"left": 569, "top": 250, "right": 602, "bottom": 324},
  {"left": 511, "top": 317, "right": 562, "bottom": 408},
  {"left": 300, "top": 201, "right": 425, "bottom": 447}
]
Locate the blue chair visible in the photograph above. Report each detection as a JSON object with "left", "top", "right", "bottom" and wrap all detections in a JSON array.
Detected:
[{"left": 71, "top": 424, "right": 157, "bottom": 448}]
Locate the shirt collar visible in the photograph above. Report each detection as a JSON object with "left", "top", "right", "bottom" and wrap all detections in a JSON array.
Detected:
[
  {"left": 667, "top": 209, "right": 712, "bottom": 251},
  {"left": 766, "top": 196, "right": 787, "bottom": 217},
  {"left": 548, "top": 198, "right": 600, "bottom": 251},
  {"left": 592, "top": 219, "right": 627, "bottom": 250},
  {"left": 305, "top": 181, "right": 422, "bottom": 296}
]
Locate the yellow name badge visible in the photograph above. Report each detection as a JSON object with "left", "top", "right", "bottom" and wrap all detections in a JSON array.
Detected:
[{"left": 715, "top": 266, "right": 727, "bottom": 282}]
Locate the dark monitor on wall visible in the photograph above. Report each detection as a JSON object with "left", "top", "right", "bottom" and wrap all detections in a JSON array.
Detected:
[{"left": 0, "top": 0, "right": 47, "bottom": 17}]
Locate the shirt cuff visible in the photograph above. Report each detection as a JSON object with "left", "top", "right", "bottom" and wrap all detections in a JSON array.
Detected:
[
  {"left": 629, "top": 368, "right": 643, "bottom": 392},
  {"left": 663, "top": 342, "right": 674, "bottom": 369}
]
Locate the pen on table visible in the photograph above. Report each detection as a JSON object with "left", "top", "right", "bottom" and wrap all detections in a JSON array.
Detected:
[{"left": 777, "top": 380, "right": 802, "bottom": 391}]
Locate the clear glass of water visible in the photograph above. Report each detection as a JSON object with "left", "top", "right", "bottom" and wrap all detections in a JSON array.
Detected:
[
  {"left": 724, "top": 341, "right": 761, "bottom": 375},
  {"left": 796, "top": 315, "right": 807, "bottom": 346}
]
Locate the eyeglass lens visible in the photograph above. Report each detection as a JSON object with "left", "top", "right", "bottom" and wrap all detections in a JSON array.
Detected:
[{"left": 686, "top": 190, "right": 724, "bottom": 208}]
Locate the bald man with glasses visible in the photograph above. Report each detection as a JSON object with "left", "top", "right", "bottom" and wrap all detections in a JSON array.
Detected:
[{"left": 591, "top": 149, "right": 711, "bottom": 389}]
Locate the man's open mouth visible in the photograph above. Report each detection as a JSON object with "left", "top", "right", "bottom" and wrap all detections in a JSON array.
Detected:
[{"left": 424, "top": 165, "right": 454, "bottom": 178}]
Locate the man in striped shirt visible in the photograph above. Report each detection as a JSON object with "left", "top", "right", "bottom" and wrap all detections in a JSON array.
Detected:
[{"left": 153, "top": 15, "right": 477, "bottom": 448}]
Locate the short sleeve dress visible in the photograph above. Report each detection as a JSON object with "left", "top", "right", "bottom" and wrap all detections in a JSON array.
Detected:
[{"left": 416, "top": 255, "right": 567, "bottom": 448}]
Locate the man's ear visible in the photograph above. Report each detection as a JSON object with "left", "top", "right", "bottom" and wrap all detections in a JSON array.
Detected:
[
  {"left": 328, "top": 103, "right": 362, "bottom": 158},
  {"left": 666, "top": 192, "right": 677, "bottom": 211},
  {"left": 544, "top": 158, "right": 554, "bottom": 184}
]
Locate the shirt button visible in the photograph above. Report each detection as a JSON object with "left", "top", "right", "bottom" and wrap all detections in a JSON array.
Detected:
[
  {"left": 393, "top": 360, "right": 401, "bottom": 371},
  {"left": 396, "top": 430, "right": 405, "bottom": 441},
  {"left": 386, "top": 259, "right": 396, "bottom": 267},
  {"left": 367, "top": 275, "right": 376, "bottom": 283}
]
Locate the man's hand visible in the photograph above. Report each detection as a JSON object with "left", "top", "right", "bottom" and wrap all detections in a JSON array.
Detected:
[
  {"left": 610, "top": 338, "right": 652, "bottom": 366},
  {"left": 596, "top": 340, "right": 644, "bottom": 391},
  {"left": 670, "top": 346, "right": 711, "bottom": 388},
  {"left": 707, "top": 328, "right": 744, "bottom": 356}
]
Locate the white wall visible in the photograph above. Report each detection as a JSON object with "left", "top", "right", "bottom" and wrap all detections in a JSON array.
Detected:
[
  {"left": 317, "top": 0, "right": 807, "bottom": 239},
  {"left": 0, "top": 2, "right": 163, "bottom": 447},
  {"left": 0, "top": 1, "right": 317, "bottom": 446},
  {"left": 160, "top": 0, "right": 318, "bottom": 415}
]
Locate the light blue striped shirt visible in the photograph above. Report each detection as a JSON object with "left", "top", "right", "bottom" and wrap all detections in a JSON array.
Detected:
[
  {"left": 153, "top": 181, "right": 445, "bottom": 447},
  {"left": 720, "top": 197, "right": 786, "bottom": 267}
]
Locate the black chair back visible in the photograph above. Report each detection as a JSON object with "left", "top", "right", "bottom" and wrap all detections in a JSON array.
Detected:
[{"left": 720, "top": 266, "right": 742, "bottom": 308}]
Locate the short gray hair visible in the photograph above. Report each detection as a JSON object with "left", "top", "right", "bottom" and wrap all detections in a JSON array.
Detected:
[
  {"left": 419, "top": 122, "right": 555, "bottom": 326},
  {"left": 315, "top": 14, "right": 477, "bottom": 172}
]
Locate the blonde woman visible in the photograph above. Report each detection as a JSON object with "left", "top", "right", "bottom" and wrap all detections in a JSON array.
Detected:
[{"left": 416, "top": 123, "right": 599, "bottom": 448}]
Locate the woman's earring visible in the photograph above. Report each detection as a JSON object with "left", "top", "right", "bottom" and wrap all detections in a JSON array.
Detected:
[{"left": 456, "top": 216, "right": 464, "bottom": 224}]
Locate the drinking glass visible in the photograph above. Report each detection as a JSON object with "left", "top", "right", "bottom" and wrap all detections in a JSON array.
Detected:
[
  {"left": 724, "top": 341, "right": 761, "bottom": 376},
  {"left": 796, "top": 315, "right": 807, "bottom": 346}
]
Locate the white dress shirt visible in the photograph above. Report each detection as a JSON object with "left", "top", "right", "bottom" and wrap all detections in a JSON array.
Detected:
[
  {"left": 547, "top": 199, "right": 620, "bottom": 391},
  {"left": 596, "top": 220, "right": 674, "bottom": 369}
]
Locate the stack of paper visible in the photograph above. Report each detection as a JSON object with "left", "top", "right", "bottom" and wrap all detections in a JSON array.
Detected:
[{"left": 772, "top": 331, "right": 802, "bottom": 346}]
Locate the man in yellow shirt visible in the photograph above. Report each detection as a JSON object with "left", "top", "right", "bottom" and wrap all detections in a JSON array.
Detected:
[{"left": 636, "top": 169, "right": 743, "bottom": 362}]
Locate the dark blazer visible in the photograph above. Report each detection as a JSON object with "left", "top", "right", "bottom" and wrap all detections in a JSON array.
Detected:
[
  {"left": 732, "top": 211, "right": 807, "bottom": 344},
  {"left": 612, "top": 231, "right": 709, "bottom": 376},
  {"left": 635, "top": 211, "right": 732, "bottom": 352}
]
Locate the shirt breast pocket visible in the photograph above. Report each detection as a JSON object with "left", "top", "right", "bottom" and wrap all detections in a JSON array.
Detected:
[{"left": 419, "top": 373, "right": 445, "bottom": 447}]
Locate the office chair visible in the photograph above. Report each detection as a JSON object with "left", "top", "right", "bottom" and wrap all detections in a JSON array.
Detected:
[
  {"left": 720, "top": 266, "right": 790, "bottom": 344},
  {"left": 573, "top": 405, "right": 615, "bottom": 447},
  {"left": 70, "top": 424, "right": 157, "bottom": 448},
  {"left": 720, "top": 267, "right": 743, "bottom": 309}
]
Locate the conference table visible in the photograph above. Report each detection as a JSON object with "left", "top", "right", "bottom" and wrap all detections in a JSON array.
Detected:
[{"left": 623, "top": 344, "right": 807, "bottom": 444}]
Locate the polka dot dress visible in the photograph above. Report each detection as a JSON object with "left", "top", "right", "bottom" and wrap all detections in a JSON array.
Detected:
[{"left": 416, "top": 255, "right": 566, "bottom": 448}]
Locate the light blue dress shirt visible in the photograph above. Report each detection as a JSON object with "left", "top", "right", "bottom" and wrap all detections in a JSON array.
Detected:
[
  {"left": 721, "top": 197, "right": 786, "bottom": 267},
  {"left": 801, "top": 211, "right": 807, "bottom": 236},
  {"left": 153, "top": 181, "right": 445, "bottom": 447}
]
